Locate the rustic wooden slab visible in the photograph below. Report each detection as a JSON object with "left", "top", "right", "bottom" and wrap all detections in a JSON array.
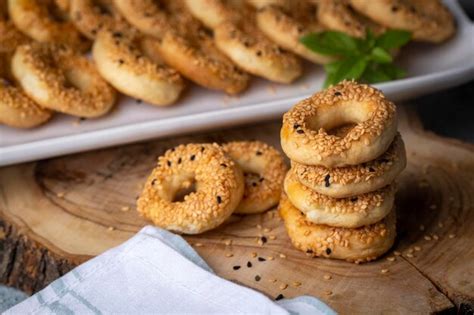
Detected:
[{"left": 0, "top": 107, "right": 473, "bottom": 314}]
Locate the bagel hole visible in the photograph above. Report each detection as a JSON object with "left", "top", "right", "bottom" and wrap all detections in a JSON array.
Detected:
[
  {"left": 172, "top": 179, "right": 197, "bottom": 202},
  {"left": 326, "top": 123, "right": 357, "bottom": 137},
  {"left": 244, "top": 172, "right": 261, "bottom": 187},
  {"left": 63, "top": 69, "right": 91, "bottom": 91}
]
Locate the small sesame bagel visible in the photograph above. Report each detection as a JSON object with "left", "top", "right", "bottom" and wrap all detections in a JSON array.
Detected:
[
  {"left": 92, "top": 30, "right": 185, "bottom": 106},
  {"left": 0, "top": 53, "right": 52, "bottom": 128},
  {"left": 279, "top": 194, "right": 396, "bottom": 263},
  {"left": 185, "top": 0, "right": 302, "bottom": 83},
  {"left": 115, "top": 0, "right": 249, "bottom": 94},
  {"left": 8, "top": 0, "right": 90, "bottom": 52},
  {"left": 281, "top": 80, "right": 398, "bottom": 167},
  {"left": 317, "top": 0, "right": 385, "bottom": 38},
  {"left": 349, "top": 0, "right": 455, "bottom": 43},
  {"left": 137, "top": 143, "right": 245, "bottom": 234},
  {"left": 223, "top": 141, "right": 287, "bottom": 214},
  {"left": 292, "top": 134, "right": 406, "bottom": 198},
  {"left": 284, "top": 169, "right": 395, "bottom": 228},
  {"left": 255, "top": 2, "right": 334, "bottom": 64},
  {"left": 12, "top": 43, "right": 116, "bottom": 118},
  {"left": 70, "top": 0, "right": 129, "bottom": 39}
]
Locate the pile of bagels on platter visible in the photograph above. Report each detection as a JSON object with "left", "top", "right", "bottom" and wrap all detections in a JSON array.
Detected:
[
  {"left": 280, "top": 80, "right": 406, "bottom": 263},
  {"left": 1, "top": 0, "right": 455, "bottom": 129}
]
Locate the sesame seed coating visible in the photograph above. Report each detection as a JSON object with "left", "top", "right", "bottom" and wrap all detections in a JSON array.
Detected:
[
  {"left": 0, "top": 20, "right": 30, "bottom": 54},
  {"left": 137, "top": 143, "right": 245, "bottom": 234},
  {"left": 281, "top": 80, "right": 398, "bottom": 167},
  {"left": 223, "top": 140, "right": 287, "bottom": 214},
  {"left": 12, "top": 43, "right": 116, "bottom": 118},
  {"left": 279, "top": 193, "right": 396, "bottom": 263},
  {"left": 284, "top": 169, "right": 396, "bottom": 228},
  {"left": 292, "top": 133, "right": 406, "bottom": 198}
]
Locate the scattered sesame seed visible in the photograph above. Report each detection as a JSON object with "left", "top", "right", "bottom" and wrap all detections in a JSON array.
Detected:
[
  {"left": 107, "top": 226, "right": 115, "bottom": 232},
  {"left": 268, "top": 256, "right": 274, "bottom": 261},
  {"left": 224, "top": 239, "right": 232, "bottom": 246},
  {"left": 225, "top": 253, "right": 234, "bottom": 258},
  {"left": 323, "top": 274, "right": 332, "bottom": 280},
  {"left": 56, "top": 192, "right": 65, "bottom": 198},
  {"left": 324, "top": 290, "right": 333, "bottom": 296},
  {"left": 279, "top": 253, "right": 286, "bottom": 258},
  {"left": 414, "top": 246, "right": 421, "bottom": 251},
  {"left": 194, "top": 243, "right": 203, "bottom": 247},
  {"left": 393, "top": 251, "right": 401, "bottom": 256},
  {"left": 263, "top": 228, "right": 271, "bottom": 233},
  {"left": 406, "top": 253, "right": 414, "bottom": 258},
  {"left": 424, "top": 235, "right": 432, "bottom": 241},
  {"left": 269, "top": 235, "right": 277, "bottom": 240},
  {"left": 121, "top": 206, "right": 130, "bottom": 212},
  {"left": 433, "top": 234, "right": 439, "bottom": 241},
  {"left": 387, "top": 257, "right": 396, "bottom": 262},
  {"left": 449, "top": 234, "right": 456, "bottom": 239},
  {"left": 292, "top": 281, "right": 302, "bottom": 287},
  {"left": 279, "top": 283, "right": 288, "bottom": 290},
  {"left": 381, "top": 269, "right": 389, "bottom": 274}
]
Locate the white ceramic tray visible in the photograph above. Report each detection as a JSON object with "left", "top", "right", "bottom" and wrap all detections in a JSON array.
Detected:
[{"left": 1, "top": 1, "right": 473, "bottom": 167}]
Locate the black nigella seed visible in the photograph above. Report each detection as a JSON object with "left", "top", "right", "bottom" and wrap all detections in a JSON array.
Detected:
[
  {"left": 167, "top": 160, "right": 171, "bottom": 167},
  {"left": 391, "top": 5, "right": 398, "bottom": 12},
  {"left": 335, "top": 91, "right": 342, "bottom": 96},
  {"left": 217, "top": 196, "right": 222, "bottom": 204},
  {"left": 261, "top": 236, "right": 267, "bottom": 243},
  {"left": 369, "top": 167, "right": 375, "bottom": 172},
  {"left": 220, "top": 163, "right": 227, "bottom": 167},
  {"left": 233, "top": 265, "right": 241, "bottom": 270},
  {"left": 326, "top": 248, "right": 332, "bottom": 255},
  {"left": 258, "top": 257, "right": 266, "bottom": 262},
  {"left": 252, "top": 183, "right": 257, "bottom": 187},
  {"left": 151, "top": 179, "right": 156, "bottom": 185},
  {"left": 293, "top": 124, "right": 300, "bottom": 129},
  {"left": 190, "top": 155, "right": 195, "bottom": 161},
  {"left": 275, "top": 294, "right": 284, "bottom": 301},
  {"left": 118, "top": 59, "right": 124, "bottom": 64},
  {"left": 259, "top": 177, "right": 264, "bottom": 182},
  {"left": 113, "top": 32, "right": 122, "bottom": 37},
  {"left": 247, "top": 261, "right": 252, "bottom": 268},
  {"left": 306, "top": 249, "right": 313, "bottom": 254},
  {"left": 136, "top": 99, "right": 142, "bottom": 104},
  {"left": 256, "top": 50, "right": 262, "bottom": 56},
  {"left": 171, "top": 148, "right": 175, "bottom": 151},
  {"left": 201, "top": 146, "right": 205, "bottom": 152},
  {"left": 351, "top": 197, "right": 358, "bottom": 202},
  {"left": 324, "top": 174, "right": 331, "bottom": 187},
  {"left": 296, "top": 129, "right": 304, "bottom": 134},
  {"left": 256, "top": 151, "right": 262, "bottom": 156},
  {"left": 178, "top": 157, "right": 182, "bottom": 164},
  {"left": 255, "top": 275, "right": 261, "bottom": 281},
  {"left": 79, "top": 117, "right": 86, "bottom": 121}
]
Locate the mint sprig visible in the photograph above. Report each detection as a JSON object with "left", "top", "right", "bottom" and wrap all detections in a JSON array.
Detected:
[{"left": 300, "top": 30, "right": 411, "bottom": 87}]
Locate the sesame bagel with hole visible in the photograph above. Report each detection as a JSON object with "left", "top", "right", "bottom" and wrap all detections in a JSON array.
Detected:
[
  {"left": 92, "top": 30, "right": 185, "bottom": 106},
  {"left": 292, "top": 133, "right": 406, "bottom": 198},
  {"left": 281, "top": 80, "right": 398, "bottom": 167},
  {"left": 12, "top": 43, "right": 116, "bottom": 118},
  {"left": 284, "top": 169, "right": 395, "bottom": 228},
  {"left": 137, "top": 143, "right": 245, "bottom": 234},
  {"left": 8, "top": 0, "right": 90, "bottom": 52},
  {"left": 70, "top": 0, "right": 130, "bottom": 39},
  {"left": 255, "top": 1, "right": 334, "bottom": 64},
  {"left": 114, "top": 0, "right": 249, "bottom": 94},
  {"left": 316, "top": 0, "right": 385, "bottom": 38},
  {"left": 184, "top": 0, "right": 302, "bottom": 84},
  {"left": 349, "top": 0, "right": 455, "bottom": 43},
  {"left": 222, "top": 141, "right": 287, "bottom": 214},
  {"left": 0, "top": 53, "right": 52, "bottom": 128},
  {"left": 279, "top": 193, "right": 396, "bottom": 263}
]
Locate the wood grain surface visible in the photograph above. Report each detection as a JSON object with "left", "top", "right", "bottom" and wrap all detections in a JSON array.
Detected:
[{"left": 0, "top": 107, "right": 473, "bottom": 314}]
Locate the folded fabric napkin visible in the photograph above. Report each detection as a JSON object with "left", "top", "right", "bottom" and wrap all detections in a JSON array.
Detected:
[{"left": 6, "top": 226, "right": 335, "bottom": 315}]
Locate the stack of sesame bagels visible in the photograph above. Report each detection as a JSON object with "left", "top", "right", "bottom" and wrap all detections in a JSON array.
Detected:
[
  {"left": 137, "top": 141, "right": 287, "bottom": 234},
  {"left": 280, "top": 80, "right": 406, "bottom": 263}
]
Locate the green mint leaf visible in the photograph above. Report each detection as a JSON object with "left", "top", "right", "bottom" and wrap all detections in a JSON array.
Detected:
[
  {"left": 370, "top": 47, "right": 393, "bottom": 63},
  {"left": 326, "top": 57, "right": 368, "bottom": 87},
  {"left": 300, "top": 31, "right": 361, "bottom": 57},
  {"left": 323, "top": 61, "right": 344, "bottom": 87},
  {"left": 379, "top": 63, "right": 406, "bottom": 79},
  {"left": 361, "top": 65, "right": 392, "bottom": 83},
  {"left": 376, "top": 30, "right": 411, "bottom": 50}
]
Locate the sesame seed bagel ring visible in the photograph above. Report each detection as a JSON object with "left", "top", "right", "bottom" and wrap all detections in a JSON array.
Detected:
[
  {"left": 8, "top": 0, "right": 90, "bottom": 52},
  {"left": 115, "top": 0, "right": 249, "bottom": 94},
  {"left": 316, "top": 0, "right": 385, "bottom": 38},
  {"left": 12, "top": 43, "right": 116, "bottom": 118},
  {"left": 349, "top": 0, "right": 455, "bottom": 43},
  {"left": 284, "top": 169, "right": 395, "bottom": 228},
  {"left": 279, "top": 194, "right": 396, "bottom": 263},
  {"left": 137, "top": 143, "right": 245, "bottom": 234},
  {"left": 223, "top": 141, "right": 287, "bottom": 214},
  {"left": 281, "top": 80, "right": 398, "bottom": 167},
  {"left": 70, "top": 0, "right": 130, "bottom": 39},
  {"left": 184, "top": 0, "right": 302, "bottom": 84},
  {"left": 292, "top": 134, "right": 406, "bottom": 198},
  {"left": 93, "top": 30, "right": 185, "bottom": 106},
  {"left": 255, "top": 2, "right": 334, "bottom": 64},
  {"left": 0, "top": 53, "right": 52, "bottom": 128}
]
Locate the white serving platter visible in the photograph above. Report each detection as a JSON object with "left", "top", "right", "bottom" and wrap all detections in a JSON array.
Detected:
[{"left": 1, "top": 1, "right": 473, "bottom": 167}]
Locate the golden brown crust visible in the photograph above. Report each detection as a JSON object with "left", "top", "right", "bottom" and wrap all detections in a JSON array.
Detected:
[
  {"left": 70, "top": 0, "right": 130, "bottom": 39},
  {"left": 281, "top": 80, "right": 398, "bottom": 167},
  {"left": 292, "top": 134, "right": 406, "bottom": 198},
  {"left": 223, "top": 141, "right": 287, "bottom": 214},
  {"left": 92, "top": 30, "right": 185, "bottom": 106},
  {"left": 349, "top": 0, "right": 455, "bottom": 43},
  {"left": 137, "top": 143, "right": 245, "bottom": 234},
  {"left": 284, "top": 169, "right": 395, "bottom": 228},
  {"left": 114, "top": 0, "right": 249, "bottom": 94},
  {"left": 279, "top": 193, "right": 396, "bottom": 263},
  {"left": 12, "top": 43, "right": 116, "bottom": 117},
  {"left": 8, "top": 0, "right": 90, "bottom": 52}
]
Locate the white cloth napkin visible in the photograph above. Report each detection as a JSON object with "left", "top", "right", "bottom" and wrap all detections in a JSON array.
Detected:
[{"left": 6, "top": 226, "right": 335, "bottom": 315}]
